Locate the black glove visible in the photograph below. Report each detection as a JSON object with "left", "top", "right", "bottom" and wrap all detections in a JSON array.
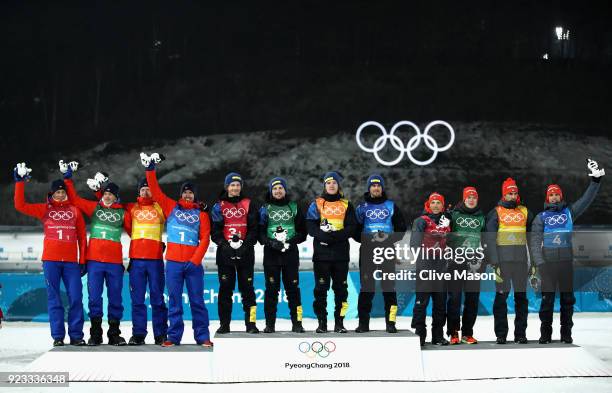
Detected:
[
  {"left": 80, "top": 264, "right": 88, "bottom": 277},
  {"left": 267, "top": 239, "right": 285, "bottom": 251}
]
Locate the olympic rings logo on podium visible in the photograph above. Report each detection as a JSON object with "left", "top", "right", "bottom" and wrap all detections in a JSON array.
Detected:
[
  {"left": 298, "top": 341, "right": 336, "bottom": 359},
  {"left": 355, "top": 120, "right": 455, "bottom": 166},
  {"left": 48, "top": 210, "right": 74, "bottom": 221}
]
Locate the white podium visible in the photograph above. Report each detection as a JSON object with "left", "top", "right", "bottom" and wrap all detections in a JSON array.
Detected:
[{"left": 26, "top": 331, "right": 612, "bottom": 383}]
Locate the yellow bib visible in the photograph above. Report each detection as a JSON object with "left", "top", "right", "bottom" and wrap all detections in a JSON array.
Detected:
[
  {"left": 132, "top": 203, "right": 165, "bottom": 242},
  {"left": 316, "top": 197, "right": 348, "bottom": 230},
  {"left": 496, "top": 205, "right": 528, "bottom": 246}
]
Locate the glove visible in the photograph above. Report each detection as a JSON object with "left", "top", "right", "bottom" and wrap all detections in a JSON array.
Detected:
[
  {"left": 267, "top": 239, "right": 285, "bottom": 251},
  {"left": 468, "top": 259, "right": 482, "bottom": 273},
  {"left": 80, "top": 264, "right": 88, "bottom": 277},
  {"left": 371, "top": 230, "right": 389, "bottom": 243},
  {"left": 320, "top": 219, "right": 334, "bottom": 233},
  {"left": 150, "top": 153, "right": 165, "bottom": 164},
  {"left": 59, "top": 160, "right": 68, "bottom": 174},
  {"left": 86, "top": 178, "right": 101, "bottom": 192},
  {"left": 587, "top": 158, "right": 605, "bottom": 178},
  {"left": 140, "top": 152, "right": 154, "bottom": 170},
  {"left": 229, "top": 234, "right": 243, "bottom": 250},
  {"left": 493, "top": 265, "right": 503, "bottom": 284},
  {"left": 438, "top": 215, "right": 450, "bottom": 228},
  {"left": 282, "top": 242, "right": 290, "bottom": 252},
  {"left": 13, "top": 162, "right": 32, "bottom": 182},
  {"left": 529, "top": 265, "right": 540, "bottom": 291},
  {"left": 94, "top": 172, "right": 109, "bottom": 184}
]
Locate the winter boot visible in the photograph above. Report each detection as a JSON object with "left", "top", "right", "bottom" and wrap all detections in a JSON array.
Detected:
[{"left": 87, "top": 317, "right": 103, "bottom": 346}]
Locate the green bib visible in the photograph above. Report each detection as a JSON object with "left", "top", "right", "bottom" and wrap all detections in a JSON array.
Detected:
[
  {"left": 90, "top": 205, "right": 124, "bottom": 243},
  {"left": 450, "top": 210, "right": 485, "bottom": 249},
  {"left": 266, "top": 202, "right": 297, "bottom": 241}
]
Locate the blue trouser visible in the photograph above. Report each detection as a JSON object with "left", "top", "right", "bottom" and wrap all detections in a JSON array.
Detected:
[
  {"left": 43, "top": 261, "right": 84, "bottom": 341},
  {"left": 166, "top": 260, "right": 210, "bottom": 344},
  {"left": 129, "top": 259, "right": 168, "bottom": 338},
  {"left": 87, "top": 260, "right": 124, "bottom": 320}
]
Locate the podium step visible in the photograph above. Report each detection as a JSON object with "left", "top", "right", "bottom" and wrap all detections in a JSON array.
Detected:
[{"left": 25, "top": 330, "right": 612, "bottom": 383}]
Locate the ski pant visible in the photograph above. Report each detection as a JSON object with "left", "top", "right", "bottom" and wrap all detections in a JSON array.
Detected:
[
  {"left": 87, "top": 260, "right": 124, "bottom": 321},
  {"left": 263, "top": 263, "right": 302, "bottom": 323},
  {"left": 411, "top": 259, "right": 447, "bottom": 338},
  {"left": 313, "top": 260, "right": 349, "bottom": 319},
  {"left": 166, "top": 260, "right": 210, "bottom": 344},
  {"left": 539, "top": 260, "right": 575, "bottom": 337},
  {"left": 446, "top": 261, "right": 481, "bottom": 336},
  {"left": 493, "top": 261, "right": 528, "bottom": 339},
  {"left": 43, "top": 261, "right": 84, "bottom": 341},
  {"left": 128, "top": 259, "right": 168, "bottom": 338},
  {"left": 357, "top": 257, "right": 397, "bottom": 322},
  {"left": 217, "top": 261, "right": 257, "bottom": 326}
]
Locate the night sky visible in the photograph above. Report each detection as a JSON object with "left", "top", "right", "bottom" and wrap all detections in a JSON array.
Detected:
[{"left": 1, "top": 0, "right": 611, "bottom": 177}]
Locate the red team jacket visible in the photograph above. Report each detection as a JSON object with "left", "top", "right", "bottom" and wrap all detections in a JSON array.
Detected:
[
  {"left": 13, "top": 181, "right": 87, "bottom": 264},
  {"left": 65, "top": 179, "right": 127, "bottom": 264},
  {"left": 146, "top": 170, "right": 210, "bottom": 265}
]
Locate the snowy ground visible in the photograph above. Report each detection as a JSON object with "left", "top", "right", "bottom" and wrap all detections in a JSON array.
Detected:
[{"left": 1, "top": 313, "right": 611, "bottom": 392}]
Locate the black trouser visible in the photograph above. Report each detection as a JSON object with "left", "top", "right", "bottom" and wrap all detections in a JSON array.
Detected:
[
  {"left": 493, "top": 261, "right": 528, "bottom": 339},
  {"left": 539, "top": 260, "right": 575, "bottom": 337},
  {"left": 446, "top": 261, "right": 481, "bottom": 336},
  {"left": 263, "top": 263, "right": 302, "bottom": 323},
  {"left": 357, "top": 258, "right": 397, "bottom": 322},
  {"left": 217, "top": 261, "right": 257, "bottom": 326},
  {"left": 313, "top": 260, "right": 349, "bottom": 319},
  {"left": 411, "top": 259, "right": 447, "bottom": 339}
]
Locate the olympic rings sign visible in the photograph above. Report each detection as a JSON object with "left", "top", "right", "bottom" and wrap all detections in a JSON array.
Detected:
[
  {"left": 134, "top": 209, "right": 158, "bottom": 221},
  {"left": 298, "top": 341, "right": 336, "bottom": 359},
  {"left": 175, "top": 211, "right": 200, "bottom": 224},
  {"left": 95, "top": 209, "right": 121, "bottom": 222},
  {"left": 356, "top": 120, "right": 455, "bottom": 166},
  {"left": 365, "top": 209, "right": 390, "bottom": 220},
  {"left": 455, "top": 217, "right": 481, "bottom": 229},
  {"left": 269, "top": 210, "right": 293, "bottom": 221},
  {"left": 222, "top": 207, "right": 246, "bottom": 219},
  {"left": 48, "top": 210, "right": 74, "bottom": 221},
  {"left": 544, "top": 214, "right": 568, "bottom": 226}
]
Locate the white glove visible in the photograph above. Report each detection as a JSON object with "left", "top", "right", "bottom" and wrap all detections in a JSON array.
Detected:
[
  {"left": 59, "top": 160, "right": 68, "bottom": 174},
  {"left": 587, "top": 158, "right": 605, "bottom": 178},
  {"left": 229, "top": 239, "right": 243, "bottom": 250},
  {"left": 140, "top": 152, "right": 151, "bottom": 168},
  {"left": 16, "top": 162, "right": 32, "bottom": 178},
  {"left": 371, "top": 230, "right": 389, "bottom": 243},
  {"left": 68, "top": 161, "right": 79, "bottom": 172},
  {"left": 94, "top": 172, "right": 108, "bottom": 184},
  {"left": 438, "top": 215, "right": 450, "bottom": 228},
  {"left": 468, "top": 260, "right": 482, "bottom": 273},
  {"left": 320, "top": 222, "right": 332, "bottom": 233},
  {"left": 150, "top": 153, "right": 165, "bottom": 164},
  {"left": 282, "top": 242, "right": 290, "bottom": 252},
  {"left": 86, "top": 178, "right": 101, "bottom": 192}
]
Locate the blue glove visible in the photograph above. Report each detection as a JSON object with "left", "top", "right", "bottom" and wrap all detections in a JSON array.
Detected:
[
  {"left": 13, "top": 168, "right": 24, "bottom": 182},
  {"left": 63, "top": 165, "right": 73, "bottom": 179},
  {"left": 80, "top": 264, "right": 88, "bottom": 277}
]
